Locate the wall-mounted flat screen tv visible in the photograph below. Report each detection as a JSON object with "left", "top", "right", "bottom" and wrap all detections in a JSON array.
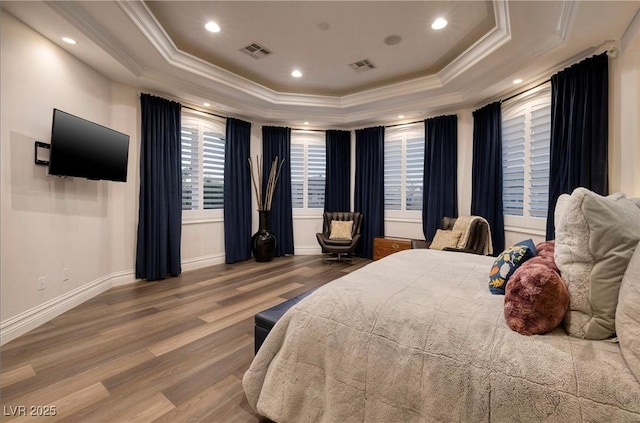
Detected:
[{"left": 48, "top": 109, "right": 130, "bottom": 182}]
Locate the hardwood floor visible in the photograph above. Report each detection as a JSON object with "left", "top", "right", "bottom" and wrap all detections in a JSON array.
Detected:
[{"left": 0, "top": 255, "right": 370, "bottom": 422}]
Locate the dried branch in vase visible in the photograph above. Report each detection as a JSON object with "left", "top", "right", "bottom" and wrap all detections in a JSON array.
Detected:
[{"left": 248, "top": 156, "right": 285, "bottom": 211}]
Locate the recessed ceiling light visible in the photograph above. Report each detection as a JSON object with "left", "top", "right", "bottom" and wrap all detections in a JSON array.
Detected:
[
  {"left": 62, "top": 37, "right": 77, "bottom": 45},
  {"left": 203, "top": 102, "right": 211, "bottom": 107},
  {"left": 303, "top": 121, "right": 309, "bottom": 125},
  {"left": 205, "top": 21, "right": 221, "bottom": 33},
  {"left": 398, "top": 115, "right": 404, "bottom": 119},
  {"left": 431, "top": 18, "right": 448, "bottom": 30},
  {"left": 291, "top": 70, "right": 302, "bottom": 78},
  {"left": 513, "top": 78, "right": 523, "bottom": 84}
]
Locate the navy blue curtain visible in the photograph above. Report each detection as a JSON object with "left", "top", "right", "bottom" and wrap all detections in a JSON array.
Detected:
[
  {"left": 423, "top": 115, "right": 458, "bottom": 241},
  {"left": 471, "top": 102, "right": 505, "bottom": 255},
  {"left": 224, "top": 118, "right": 252, "bottom": 263},
  {"left": 262, "top": 126, "right": 294, "bottom": 256},
  {"left": 135, "top": 94, "right": 182, "bottom": 280},
  {"left": 546, "top": 53, "right": 609, "bottom": 240},
  {"left": 354, "top": 126, "right": 385, "bottom": 259},
  {"left": 324, "top": 130, "right": 351, "bottom": 212}
]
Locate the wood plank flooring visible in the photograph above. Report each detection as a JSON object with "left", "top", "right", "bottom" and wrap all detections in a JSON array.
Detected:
[{"left": 0, "top": 255, "right": 370, "bottom": 422}]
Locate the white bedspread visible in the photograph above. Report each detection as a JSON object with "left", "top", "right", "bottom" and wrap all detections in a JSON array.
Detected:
[{"left": 243, "top": 249, "right": 640, "bottom": 422}]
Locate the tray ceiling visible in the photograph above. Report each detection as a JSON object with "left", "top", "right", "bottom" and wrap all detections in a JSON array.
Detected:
[{"left": 2, "top": 1, "right": 638, "bottom": 127}]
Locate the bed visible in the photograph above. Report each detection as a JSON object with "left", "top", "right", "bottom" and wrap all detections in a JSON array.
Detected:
[{"left": 243, "top": 247, "right": 640, "bottom": 422}]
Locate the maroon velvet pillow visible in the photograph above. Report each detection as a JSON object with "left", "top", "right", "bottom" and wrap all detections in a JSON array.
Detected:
[
  {"left": 504, "top": 244, "right": 569, "bottom": 336},
  {"left": 533, "top": 240, "right": 558, "bottom": 273}
]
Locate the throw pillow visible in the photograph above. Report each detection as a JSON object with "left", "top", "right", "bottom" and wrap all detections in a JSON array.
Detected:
[
  {"left": 429, "top": 229, "right": 462, "bottom": 250},
  {"left": 554, "top": 188, "right": 640, "bottom": 339},
  {"left": 329, "top": 220, "right": 353, "bottom": 240},
  {"left": 534, "top": 240, "right": 559, "bottom": 273},
  {"left": 504, "top": 261, "right": 570, "bottom": 336},
  {"left": 488, "top": 239, "right": 537, "bottom": 295},
  {"left": 616, "top": 242, "right": 640, "bottom": 384}
]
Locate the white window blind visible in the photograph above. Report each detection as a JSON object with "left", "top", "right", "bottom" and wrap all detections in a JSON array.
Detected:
[
  {"left": 307, "top": 143, "right": 326, "bottom": 209},
  {"left": 405, "top": 137, "right": 424, "bottom": 211},
  {"left": 180, "top": 112, "right": 226, "bottom": 216},
  {"left": 202, "top": 131, "right": 225, "bottom": 210},
  {"left": 529, "top": 105, "right": 551, "bottom": 218},
  {"left": 384, "top": 139, "right": 402, "bottom": 210},
  {"left": 291, "top": 131, "right": 325, "bottom": 210},
  {"left": 501, "top": 85, "right": 551, "bottom": 230},
  {"left": 291, "top": 143, "right": 305, "bottom": 208},
  {"left": 181, "top": 126, "right": 199, "bottom": 211},
  {"left": 502, "top": 115, "right": 525, "bottom": 216},
  {"left": 384, "top": 126, "right": 424, "bottom": 214}
]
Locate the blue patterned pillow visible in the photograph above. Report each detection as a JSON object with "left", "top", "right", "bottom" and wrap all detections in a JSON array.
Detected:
[{"left": 489, "top": 239, "right": 537, "bottom": 295}]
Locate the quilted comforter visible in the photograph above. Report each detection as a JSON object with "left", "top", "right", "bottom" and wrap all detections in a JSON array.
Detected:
[{"left": 243, "top": 249, "right": 640, "bottom": 422}]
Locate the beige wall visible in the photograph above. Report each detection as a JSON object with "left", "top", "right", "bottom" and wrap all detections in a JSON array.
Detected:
[
  {"left": 610, "top": 10, "right": 640, "bottom": 197},
  {"left": 0, "top": 12, "right": 139, "bottom": 341}
]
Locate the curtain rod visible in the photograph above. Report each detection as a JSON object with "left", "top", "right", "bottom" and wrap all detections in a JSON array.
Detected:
[
  {"left": 182, "top": 105, "right": 227, "bottom": 120},
  {"left": 386, "top": 120, "right": 423, "bottom": 128},
  {"left": 183, "top": 102, "right": 424, "bottom": 131},
  {"left": 501, "top": 79, "right": 551, "bottom": 104},
  {"left": 291, "top": 128, "right": 327, "bottom": 132},
  {"left": 182, "top": 105, "right": 335, "bottom": 132}
]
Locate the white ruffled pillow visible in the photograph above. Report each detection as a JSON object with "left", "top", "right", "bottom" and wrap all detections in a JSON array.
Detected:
[
  {"left": 616, "top": 242, "right": 640, "bottom": 384},
  {"left": 554, "top": 188, "right": 640, "bottom": 339}
]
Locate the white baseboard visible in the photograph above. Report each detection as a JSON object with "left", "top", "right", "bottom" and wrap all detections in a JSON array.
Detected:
[
  {"left": 0, "top": 253, "right": 225, "bottom": 346},
  {"left": 0, "top": 272, "right": 119, "bottom": 346},
  {"left": 110, "top": 269, "right": 138, "bottom": 287},
  {"left": 182, "top": 253, "right": 226, "bottom": 271},
  {"left": 295, "top": 246, "right": 323, "bottom": 255}
]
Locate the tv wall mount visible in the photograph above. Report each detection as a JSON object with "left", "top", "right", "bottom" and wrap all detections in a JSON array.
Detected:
[{"left": 34, "top": 141, "right": 50, "bottom": 166}]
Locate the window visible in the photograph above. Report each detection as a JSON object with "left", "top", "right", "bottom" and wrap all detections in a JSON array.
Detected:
[
  {"left": 384, "top": 125, "right": 424, "bottom": 215},
  {"left": 181, "top": 111, "right": 225, "bottom": 218},
  {"left": 384, "top": 139, "right": 402, "bottom": 210},
  {"left": 502, "top": 85, "right": 551, "bottom": 230},
  {"left": 291, "top": 131, "right": 326, "bottom": 211}
]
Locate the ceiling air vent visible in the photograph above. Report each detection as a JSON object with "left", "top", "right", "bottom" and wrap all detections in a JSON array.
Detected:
[
  {"left": 348, "top": 59, "right": 376, "bottom": 73},
  {"left": 240, "top": 43, "right": 272, "bottom": 59}
]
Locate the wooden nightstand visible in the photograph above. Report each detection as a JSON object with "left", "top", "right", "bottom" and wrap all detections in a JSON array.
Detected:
[{"left": 373, "top": 236, "right": 412, "bottom": 260}]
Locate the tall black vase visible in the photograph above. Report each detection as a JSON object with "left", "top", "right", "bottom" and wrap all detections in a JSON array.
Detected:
[{"left": 251, "top": 210, "right": 277, "bottom": 262}]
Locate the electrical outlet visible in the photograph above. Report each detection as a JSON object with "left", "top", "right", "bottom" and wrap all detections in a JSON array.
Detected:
[
  {"left": 37, "top": 276, "right": 46, "bottom": 291},
  {"left": 62, "top": 268, "right": 70, "bottom": 282}
]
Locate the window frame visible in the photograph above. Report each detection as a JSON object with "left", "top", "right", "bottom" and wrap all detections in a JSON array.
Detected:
[
  {"left": 383, "top": 124, "right": 424, "bottom": 222},
  {"left": 291, "top": 130, "right": 326, "bottom": 217},
  {"left": 501, "top": 84, "right": 551, "bottom": 233},
  {"left": 181, "top": 110, "right": 226, "bottom": 222}
]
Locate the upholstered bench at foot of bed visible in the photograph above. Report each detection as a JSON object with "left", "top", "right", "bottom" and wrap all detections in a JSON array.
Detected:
[{"left": 254, "top": 289, "right": 316, "bottom": 354}]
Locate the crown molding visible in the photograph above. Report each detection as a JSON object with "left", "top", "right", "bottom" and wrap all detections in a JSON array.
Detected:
[
  {"left": 621, "top": 7, "right": 640, "bottom": 51},
  {"left": 46, "top": 1, "right": 144, "bottom": 77},
  {"left": 117, "top": 1, "right": 309, "bottom": 105},
  {"left": 49, "top": 0, "right": 585, "bottom": 124},
  {"left": 115, "top": 0, "right": 509, "bottom": 112},
  {"left": 555, "top": 0, "right": 577, "bottom": 41},
  {"left": 438, "top": 0, "right": 512, "bottom": 85}
]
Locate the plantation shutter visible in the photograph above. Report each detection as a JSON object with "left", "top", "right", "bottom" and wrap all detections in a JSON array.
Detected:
[
  {"left": 405, "top": 137, "right": 424, "bottom": 211},
  {"left": 529, "top": 104, "right": 551, "bottom": 218},
  {"left": 291, "top": 143, "right": 304, "bottom": 208},
  {"left": 502, "top": 115, "right": 525, "bottom": 216},
  {"left": 202, "top": 131, "right": 225, "bottom": 209},
  {"left": 307, "top": 143, "right": 326, "bottom": 209},
  {"left": 181, "top": 125, "right": 199, "bottom": 211},
  {"left": 384, "top": 139, "right": 402, "bottom": 210}
]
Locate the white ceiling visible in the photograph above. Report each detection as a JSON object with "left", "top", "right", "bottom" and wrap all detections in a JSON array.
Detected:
[
  {"left": 145, "top": 1, "right": 495, "bottom": 95},
  {"left": 2, "top": 1, "right": 638, "bottom": 128}
]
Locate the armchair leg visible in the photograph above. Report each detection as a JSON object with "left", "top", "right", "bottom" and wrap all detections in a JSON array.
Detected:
[{"left": 324, "top": 253, "right": 353, "bottom": 263}]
